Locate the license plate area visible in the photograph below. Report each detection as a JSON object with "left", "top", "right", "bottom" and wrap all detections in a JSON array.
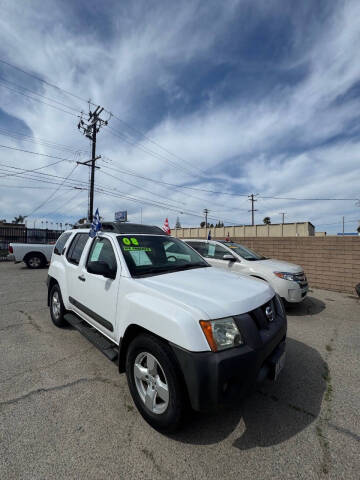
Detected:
[
  {"left": 267, "top": 342, "right": 286, "bottom": 381},
  {"left": 274, "top": 351, "right": 286, "bottom": 380}
]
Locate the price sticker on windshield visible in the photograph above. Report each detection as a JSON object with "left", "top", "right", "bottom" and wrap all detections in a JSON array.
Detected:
[{"left": 122, "top": 237, "right": 139, "bottom": 246}]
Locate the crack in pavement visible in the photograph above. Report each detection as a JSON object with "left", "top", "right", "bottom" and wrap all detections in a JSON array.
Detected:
[
  {"left": 256, "top": 389, "right": 317, "bottom": 418},
  {"left": 328, "top": 422, "right": 360, "bottom": 443},
  {"left": 315, "top": 327, "right": 337, "bottom": 475},
  {"left": 0, "top": 346, "right": 95, "bottom": 384},
  {"left": 0, "top": 376, "right": 121, "bottom": 408}
]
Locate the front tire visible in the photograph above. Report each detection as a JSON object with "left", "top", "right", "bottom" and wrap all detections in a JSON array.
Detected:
[
  {"left": 126, "top": 334, "right": 186, "bottom": 432},
  {"left": 49, "top": 284, "right": 68, "bottom": 328}
]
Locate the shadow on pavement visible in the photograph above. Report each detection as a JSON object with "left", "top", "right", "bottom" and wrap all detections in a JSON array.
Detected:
[
  {"left": 285, "top": 296, "right": 325, "bottom": 317},
  {"left": 170, "top": 338, "right": 325, "bottom": 448}
]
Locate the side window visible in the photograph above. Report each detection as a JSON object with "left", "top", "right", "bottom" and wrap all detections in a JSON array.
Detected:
[
  {"left": 54, "top": 232, "right": 71, "bottom": 255},
  {"left": 207, "top": 244, "right": 230, "bottom": 260},
  {"left": 87, "top": 237, "right": 117, "bottom": 275},
  {"left": 187, "top": 242, "right": 207, "bottom": 256},
  {"left": 66, "top": 233, "right": 89, "bottom": 265}
]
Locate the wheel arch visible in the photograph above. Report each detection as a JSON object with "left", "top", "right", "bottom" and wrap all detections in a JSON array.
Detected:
[
  {"left": 24, "top": 251, "right": 47, "bottom": 264},
  {"left": 119, "top": 324, "right": 166, "bottom": 373},
  {"left": 47, "top": 276, "right": 59, "bottom": 306}
]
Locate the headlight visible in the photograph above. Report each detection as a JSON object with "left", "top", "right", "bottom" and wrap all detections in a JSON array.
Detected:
[
  {"left": 199, "top": 317, "right": 243, "bottom": 352},
  {"left": 274, "top": 271, "right": 296, "bottom": 281}
]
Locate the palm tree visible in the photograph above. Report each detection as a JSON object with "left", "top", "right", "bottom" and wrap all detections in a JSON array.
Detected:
[
  {"left": 263, "top": 217, "right": 271, "bottom": 225},
  {"left": 12, "top": 215, "right": 27, "bottom": 224}
]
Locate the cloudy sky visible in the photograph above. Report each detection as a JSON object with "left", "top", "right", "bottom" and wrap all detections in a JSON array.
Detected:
[{"left": 0, "top": 0, "right": 359, "bottom": 233}]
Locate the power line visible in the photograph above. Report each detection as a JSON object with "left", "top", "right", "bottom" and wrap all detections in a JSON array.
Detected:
[
  {"left": 0, "top": 158, "right": 70, "bottom": 179},
  {"left": 0, "top": 76, "right": 82, "bottom": 113},
  {"left": 0, "top": 82, "right": 80, "bottom": 117},
  {"left": 0, "top": 144, "right": 78, "bottom": 162},
  {"left": 0, "top": 58, "right": 92, "bottom": 107},
  {"left": 0, "top": 127, "right": 87, "bottom": 155},
  {"left": 27, "top": 164, "right": 79, "bottom": 216}
]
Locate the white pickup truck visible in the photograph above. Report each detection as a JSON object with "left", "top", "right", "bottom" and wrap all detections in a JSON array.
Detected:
[
  {"left": 47, "top": 222, "right": 287, "bottom": 432},
  {"left": 9, "top": 243, "right": 54, "bottom": 268}
]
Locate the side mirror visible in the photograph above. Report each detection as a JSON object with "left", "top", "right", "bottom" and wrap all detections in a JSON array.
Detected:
[
  {"left": 87, "top": 260, "right": 116, "bottom": 279},
  {"left": 223, "top": 254, "right": 236, "bottom": 262}
]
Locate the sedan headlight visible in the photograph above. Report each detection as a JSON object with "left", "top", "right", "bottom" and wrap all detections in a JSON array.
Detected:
[
  {"left": 274, "top": 271, "right": 297, "bottom": 281},
  {"left": 200, "top": 317, "right": 243, "bottom": 352}
]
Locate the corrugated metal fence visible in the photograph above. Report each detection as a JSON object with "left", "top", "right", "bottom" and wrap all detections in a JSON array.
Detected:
[{"left": 0, "top": 226, "right": 64, "bottom": 260}]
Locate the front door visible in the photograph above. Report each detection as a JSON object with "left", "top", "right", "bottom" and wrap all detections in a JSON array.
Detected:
[{"left": 70, "top": 236, "right": 120, "bottom": 341}]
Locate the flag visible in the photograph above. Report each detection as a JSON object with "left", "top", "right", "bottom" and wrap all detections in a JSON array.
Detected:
[
  {"left": 89, "top": 208, "right": 102, "bottom": 238},
  {"left": 208, "top": 230, "right": 211, "bottom": 240},
  {"left": 162, "top": 218, "right": 171, "bottom": 235}
]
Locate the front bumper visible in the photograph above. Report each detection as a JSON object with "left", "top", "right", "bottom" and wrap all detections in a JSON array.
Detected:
[
  {"left": 273, "top": 277, "right": 308, "bottom": 303},
  {"left": 171, "top": 297, "right": 287, "bottom": 411}
]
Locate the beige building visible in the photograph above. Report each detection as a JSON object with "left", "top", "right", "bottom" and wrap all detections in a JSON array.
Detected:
[{"left": 174, "top": 222, "right": 315, "bottom": 238}]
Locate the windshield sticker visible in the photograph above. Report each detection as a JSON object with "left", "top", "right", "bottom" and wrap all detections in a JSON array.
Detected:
[
  {"left": 123, "top": 246, "right": 152, "bottom": 252},
  {"left": 122, "top": 237, "right": 140, "bottom": 246},
  {"left": 208, "top": 244, "right": 215, "bottom": 256}
]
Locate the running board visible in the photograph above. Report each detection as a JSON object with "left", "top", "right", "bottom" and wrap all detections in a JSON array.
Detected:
[{"left": 64, "top": 313, "right": 118, "bottom": 361}]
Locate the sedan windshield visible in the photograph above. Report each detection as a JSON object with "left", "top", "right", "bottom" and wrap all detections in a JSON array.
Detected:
[
  {"left": 221, "top": 242, "right": 266, "bottom": 261},
  {"left": 118, "top": 235, "right": 209, "bottom": 277}
]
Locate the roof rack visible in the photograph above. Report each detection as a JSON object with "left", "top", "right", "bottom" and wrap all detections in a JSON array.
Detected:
[{"left": 73, "top": 222, "right": 165, "bottom": 235}]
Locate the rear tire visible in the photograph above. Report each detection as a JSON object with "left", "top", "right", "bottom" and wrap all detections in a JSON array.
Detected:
[
  {"left": 49, "top": 284, "right": 68, "bottom": 328},
  {"left": 126, "top": 334, "right": 187, "bottom": 432},
  {"left": 25, "top": 253, "right": 46, "bottom": 269}
]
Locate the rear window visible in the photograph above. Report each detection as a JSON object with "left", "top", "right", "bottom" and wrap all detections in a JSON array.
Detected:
[
  {"left": 54, "top": 232, "right": 72, "bottom": 255},
  {"left": 66, "top": 233, "right": 89, "bottom": 265}
]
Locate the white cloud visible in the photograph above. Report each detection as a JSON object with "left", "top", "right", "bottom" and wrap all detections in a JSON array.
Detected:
[{"left": 0, "top": 0, "right": 359, "bottom": 233}]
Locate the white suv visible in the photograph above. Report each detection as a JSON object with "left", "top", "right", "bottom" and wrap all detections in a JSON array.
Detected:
[
  {"left": 47, "top": 222, "right": 287, "bottom": 431},
  {"left": 184, "top": 239, "right": 308, "bottom": 303}
]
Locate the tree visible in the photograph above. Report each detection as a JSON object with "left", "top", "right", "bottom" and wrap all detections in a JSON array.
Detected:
[
  {"left": 209, "top": 223, "right": 214, "bottom": 228},
  {"left": 200, "top": 221, "right": 206, "bottom": 228},
  {"left": 77, "top": 217, "right": 88, "bottom": 224},
  {"left": 215, "top": 220, "right": 224, "bottom": 227},
  {"left": 263, "top": 216, "right": 271, "bottom": 225},
  {"left": 357, "top": 225, "right": 360, "bottom": 234},
  {"left": 12, "top": 215, "right": 27, "bottom": 224},
  {"left": 0, "top": 219, "right": 6, "bottom": 223},
  {"left": 175, "top": 216, "right": 181, "bottom": 229}
]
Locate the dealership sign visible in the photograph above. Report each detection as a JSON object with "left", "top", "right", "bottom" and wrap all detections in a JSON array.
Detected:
[{"left": 115, "top": 211, "right": 127, "bottom": 222}]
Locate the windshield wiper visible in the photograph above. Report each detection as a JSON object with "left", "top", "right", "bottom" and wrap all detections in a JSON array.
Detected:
[{"left": 134, "top": 263, "right": 208, "bottom": 277}]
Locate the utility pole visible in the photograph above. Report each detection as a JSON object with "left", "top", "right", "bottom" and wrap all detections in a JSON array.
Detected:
[
  {"left": 78, "top": 105, "right": 109, "bottom": 221},
  {"left": 203, "top": 208, "right": 209, "bottom": 228},
  {"left": 342, "top": 216, "right": 345, "bottom": 235},
  {"left": 248, "top": 194, "right": 258, "bottom": 226},
  {"left": 279, "top": 212, "right": 286, "bottom": 224}
]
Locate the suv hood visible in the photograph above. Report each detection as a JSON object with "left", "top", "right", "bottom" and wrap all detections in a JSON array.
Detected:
[
  {"left": 254, "top": 259, "right": 303, "bottom": 274},
  {"left": 137, "top": 267, "right": 274, "bottom": 319}
]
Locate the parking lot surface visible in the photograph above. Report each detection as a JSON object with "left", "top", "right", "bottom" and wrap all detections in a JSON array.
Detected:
[{"left": 0, "top": 262, "right": 359, "bottom": 480}]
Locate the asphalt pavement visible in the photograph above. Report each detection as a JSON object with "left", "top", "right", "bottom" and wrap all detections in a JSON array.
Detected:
[{"left": 0, "top": 262, "right": 359, "bottom": 479}]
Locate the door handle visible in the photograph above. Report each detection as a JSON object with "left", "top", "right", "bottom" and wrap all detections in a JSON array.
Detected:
[{"left": 78, "top": 275, "right": 86, "bottom": 282}]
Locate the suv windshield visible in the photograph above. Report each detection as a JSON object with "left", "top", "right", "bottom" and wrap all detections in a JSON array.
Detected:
[
  {"left": 220, "top": 242, "right": 266, "bottom": 261},
  {"left": 118, "top": 235, "right": 209, "bottom": 277}
]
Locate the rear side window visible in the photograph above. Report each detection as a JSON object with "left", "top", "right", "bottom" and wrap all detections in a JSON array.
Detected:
[
  {"left": 54, "top": 232, "right": 72, "bottom": 255},
  {"left": 187, "top": 242, "right": 207, "bottom": 257},
  {"left": 66, "top": 233, "right": 89, "bottom": 265}
]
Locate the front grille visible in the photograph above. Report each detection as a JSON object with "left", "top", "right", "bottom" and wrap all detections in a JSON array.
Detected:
[{"left": 249, "top": 298, "right": 277, "bottom": 330}]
